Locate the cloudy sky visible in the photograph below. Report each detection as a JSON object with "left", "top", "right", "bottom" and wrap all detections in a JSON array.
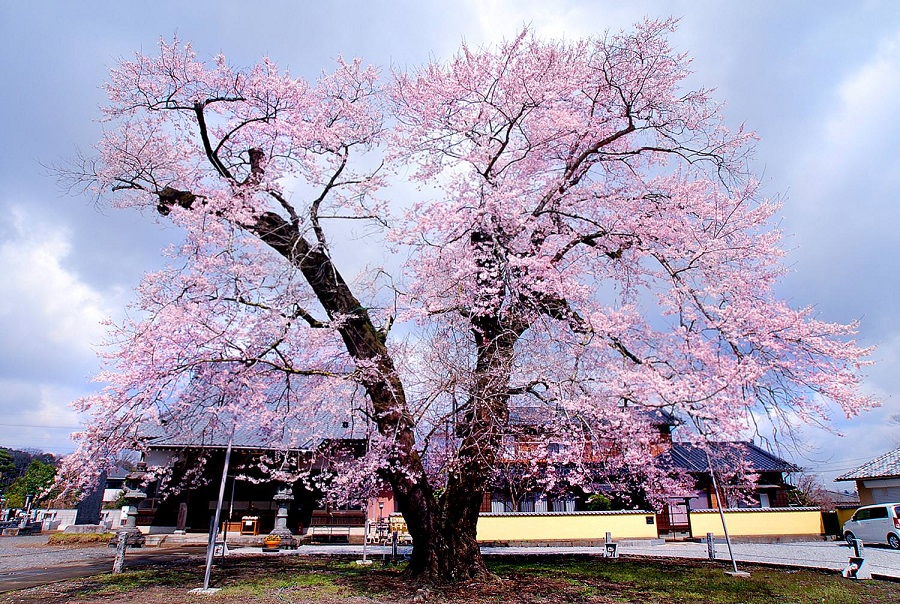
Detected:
[{"left": 1, "top": 0, "right": 898, "bottom": 488}]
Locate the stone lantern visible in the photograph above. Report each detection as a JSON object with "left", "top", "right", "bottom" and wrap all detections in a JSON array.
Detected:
[
  {"left": 267, "top": 484, "right": 298, "bottom": 549},
  {"left": 116, "top": 462, "right": 148, "bottom": 548}
]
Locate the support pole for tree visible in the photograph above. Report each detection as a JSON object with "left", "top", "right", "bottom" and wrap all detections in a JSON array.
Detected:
[
  {"left": 705, "top": 448, "right": 740, "bottom": 575},
  {"left": 202, "top": 429, "right": 233, "bottom": 591}
]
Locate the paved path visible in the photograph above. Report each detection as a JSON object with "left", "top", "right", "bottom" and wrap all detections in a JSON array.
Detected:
[
  {"left": 0, "top": 536, "right": 203, "bottom": 593},
  {"left": 0, "top": 535, "right": 113, "bottom": 572},
  {"left": 617, "top": 540, "right": 900, "bottom": 579}
]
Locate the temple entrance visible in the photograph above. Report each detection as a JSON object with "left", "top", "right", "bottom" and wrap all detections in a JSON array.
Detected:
[{"left": 656, "top": 498, "right": 692, "bottom": 539}]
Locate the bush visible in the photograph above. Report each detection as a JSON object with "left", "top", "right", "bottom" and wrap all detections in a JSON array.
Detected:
[
  {"left": 585, "top": 494, "right": 612, "bottom": 511},
  {"left": 47, "top": 532, "right": 114, "bottom": 545}
]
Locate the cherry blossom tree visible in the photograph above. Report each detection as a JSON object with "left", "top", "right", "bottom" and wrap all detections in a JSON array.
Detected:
[{"left": 62, "top": 20, "right": 875, "bottom": 583}]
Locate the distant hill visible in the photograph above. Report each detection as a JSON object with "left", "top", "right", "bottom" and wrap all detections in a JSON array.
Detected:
[{"left": 0, "top": 447, "right": 57, "bottom": 491}]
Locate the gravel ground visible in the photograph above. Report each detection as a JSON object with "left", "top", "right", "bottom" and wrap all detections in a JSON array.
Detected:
[
  {"left": 0, "top": 535, "right": 114, "bottom": 572},
  {"left": 616, "top": 539, "right": 900, "bottom": 579}
]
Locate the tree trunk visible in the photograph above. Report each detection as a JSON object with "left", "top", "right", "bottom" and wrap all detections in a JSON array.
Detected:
[
  {"left": 406, "top": 315, "right": 522, "bottom": 583},
  {"left": 408, "top": 497, "right": 492, "bottom": 583}
]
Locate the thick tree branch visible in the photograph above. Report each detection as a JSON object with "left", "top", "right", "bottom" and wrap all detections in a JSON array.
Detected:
[{"left": 193, "top": 102, "right": 234, "bottom": 181}]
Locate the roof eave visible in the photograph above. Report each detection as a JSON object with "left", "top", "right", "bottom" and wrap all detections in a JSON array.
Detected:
[
  {"left": 836, "top": 473, "right": 900, "bottom": 482},
  {"left": 148, "top": 443, "right": 316, "bottom": 453}
]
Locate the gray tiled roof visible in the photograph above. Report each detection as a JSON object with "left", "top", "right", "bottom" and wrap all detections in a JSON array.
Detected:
[
  {"left": 836, "top": 446, "right": 900, "bottom": 481},
  {"left": 660, "top": 441, "right": 799, "bottom": 474},
  {"left": 507, "top": 406, "right": 676, "bottom": 427},
  {"left": 144, "top": 409, "right": 368, "bottom": 452}
]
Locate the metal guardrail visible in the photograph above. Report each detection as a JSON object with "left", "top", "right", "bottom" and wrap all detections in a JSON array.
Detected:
[{"left": 308, "top": 525, "right": 352, "bottom": 543}]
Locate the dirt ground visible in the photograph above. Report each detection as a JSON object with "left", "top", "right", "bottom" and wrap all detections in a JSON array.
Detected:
[
  {"left": 1, "top": 558, "right": 586, "bottom": 604},
  {"left": 1, "top": 554, "right": 896, "bottom": 604}
]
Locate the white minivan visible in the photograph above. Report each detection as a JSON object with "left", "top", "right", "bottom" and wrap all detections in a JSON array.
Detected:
[{"left": 842, "top": 503, "right": 900, "bottom": 549}]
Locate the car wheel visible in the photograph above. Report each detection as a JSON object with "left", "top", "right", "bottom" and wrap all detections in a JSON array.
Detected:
[
  {"left": 844, "top": 531, "right": 857, "bottom": 545},
  {"left": 888, "top": 533, "right": 900, "bottom": 550}
]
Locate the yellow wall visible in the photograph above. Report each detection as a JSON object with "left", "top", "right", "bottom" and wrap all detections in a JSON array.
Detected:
[
  {"left": 476, "top": 512, "right": 658, "bottom": 542},
  {"left": 688, "top": 508, "right": 823, "bottom": 537},
  {"left": 475, "top": 508, "right": 825, "bottom": 543},
  {"left": 836, "top": 507, "right": 858, "bottom": 526}
]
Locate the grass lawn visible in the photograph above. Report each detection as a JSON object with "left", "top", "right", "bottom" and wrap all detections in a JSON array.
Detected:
[{"left": 1, "top": 554, "right": 896, "bottom": 603}]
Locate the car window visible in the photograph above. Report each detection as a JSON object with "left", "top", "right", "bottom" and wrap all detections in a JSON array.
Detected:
[
  {"left": 870, "top": 507, "right": 889, "bottom": 519},
  {"left": 894, "top": 506, "right": 900, "bottom": 518},
  {"left": 854, "top": 509, "right": 870, "bottom": 521}
]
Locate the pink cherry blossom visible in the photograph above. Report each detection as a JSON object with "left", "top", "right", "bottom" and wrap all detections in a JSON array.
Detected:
[{"left": 59, "top": 21, "right": 875, "bottom": 583}]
